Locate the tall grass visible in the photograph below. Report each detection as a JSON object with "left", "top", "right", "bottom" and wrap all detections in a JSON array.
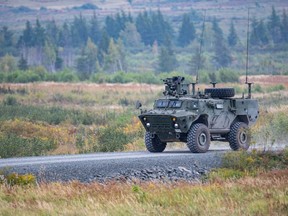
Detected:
[
  {"left": 0, "top": 104, "right": 118, "bottom": 125},
  {"left": 0, "top": 169, "right": 287, "bottom": 215}
]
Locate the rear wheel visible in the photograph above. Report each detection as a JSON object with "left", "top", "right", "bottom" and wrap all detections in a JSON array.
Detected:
[
  {"left": 145, "top": 132, "right": 167, "bottom": 153},
  {"left": 187, "top": 123, "right": 210, "bottom": 153},
  {"left": 227, "top": 122, "right": 250, "bottom": 151}
]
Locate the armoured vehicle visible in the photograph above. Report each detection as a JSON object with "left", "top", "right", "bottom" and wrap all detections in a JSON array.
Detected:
[{"left": 136, "top": 76, "right": 259, "bottom": 153}]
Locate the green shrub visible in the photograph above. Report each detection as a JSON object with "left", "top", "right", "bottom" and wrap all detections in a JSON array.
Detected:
[
  {"left": 218, "top": 68, "right": 239, "bottom": 83},
  {"left": 96, "top": 125, "right": 131, "bottom": 152},
  {"left": 207, "top": 168, "right": 246, "bottom": 181},
  {"left": 221, "top": 149, "right": 288, "bottom": 172},
  {"left": 56, "top": 70, "right": 79, "bottom": 82},
  {"left": 14, "top": 71, "right": 41, "bottom": 83},
  {"left": 253, "top": 84, "right": 263, "bottom": 93},
  {"left": 3, "top": 96, "right": 18, "bottom": 105},
  {"left": 0, "top": 134, "right": 56, "bottom": 158},
  {"left": 267, "top": 84, "right": 285, "bottom": 92},
  {"left": 0, "top": 172, "right": 36, "bottom": 186}
]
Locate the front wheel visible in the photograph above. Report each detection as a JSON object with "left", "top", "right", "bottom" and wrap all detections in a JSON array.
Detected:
[
  {"left": 145, "top": 132, "right": 167, "bottom": 153},
  {"left": 187, "top": 123, "right": 211, "bottom": 153},
  {"left": 227, "top": 122, "right": 250, "bottom": 151}
]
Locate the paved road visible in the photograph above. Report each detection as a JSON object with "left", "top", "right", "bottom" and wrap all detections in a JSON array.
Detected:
[{"left": 0, "top": 148, "right": 226, "bottom": 182}]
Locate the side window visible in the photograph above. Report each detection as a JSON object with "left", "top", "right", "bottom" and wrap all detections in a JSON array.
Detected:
[
  {"left": 169, "top": 101, "right": 182, "bottom": 108},
  {"left": 156, "top": 100, "right": 169, "bottom": 108},
  {"left": 190, "top": 101, "right": 198, "bottom": 109}
]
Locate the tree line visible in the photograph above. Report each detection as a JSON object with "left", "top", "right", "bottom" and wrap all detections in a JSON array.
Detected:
[{"left": 0, "top": 7, "right": 287, "bottom": 81}]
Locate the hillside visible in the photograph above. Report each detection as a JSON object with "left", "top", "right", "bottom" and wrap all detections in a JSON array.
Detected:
[{"left": 1, "top": 0, "right": 288, "bottom": 31}]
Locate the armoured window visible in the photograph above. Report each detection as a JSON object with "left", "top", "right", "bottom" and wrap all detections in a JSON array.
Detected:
[
  {"left": 156, "top": 100, "right": 169, "bottom": 108},
  {"left": 190, "top": 101, "right": 198, "bottom": 109},
  {"left": 169, "top": 101, "right": 182, "bottom": 108},
  {"left": 156, "top": 100, "right": 182, "bottom": 108}
]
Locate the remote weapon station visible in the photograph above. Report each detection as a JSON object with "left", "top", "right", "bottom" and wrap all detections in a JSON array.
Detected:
[{"left": 136, "top": 10, "right": 259, "bottom": 153}]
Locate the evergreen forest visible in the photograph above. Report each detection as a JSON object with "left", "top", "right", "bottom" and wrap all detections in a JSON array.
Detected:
[{"left": 0, "top": 6, "right": 288, "bottom": 84}]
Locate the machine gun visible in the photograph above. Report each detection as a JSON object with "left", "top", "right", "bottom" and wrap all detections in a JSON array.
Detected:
[{"left": 163, "top": 76, "right": 188, "bottom": 97}]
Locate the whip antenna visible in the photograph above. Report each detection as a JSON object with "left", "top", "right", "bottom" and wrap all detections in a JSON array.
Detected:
[
  {"left": 245, "top": 8, "right": 253, "bottom": 99},
  {"left": 192, "top": 10, "right": 206, "bottom": 95},
  {"left": 245, "top": 8, "right": 250, "bottom": 84},
  {"left": 196, "top": 10, "right": 206, "bottom": 84}
]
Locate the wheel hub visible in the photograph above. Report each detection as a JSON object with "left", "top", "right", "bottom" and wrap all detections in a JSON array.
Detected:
[
  {"left": 199, "top": 132, "right": 207, "bottom": 146},
  {"left": 239, "top": 131, "right": 247, "bottom": 144}
]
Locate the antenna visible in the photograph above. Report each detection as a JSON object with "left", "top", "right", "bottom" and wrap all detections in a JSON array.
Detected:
[
  {"left": 245, "top": 8, "right": 253, "bottom": 99},
  {"left": 196, "top": 10, "right": 206, "bottom": 84},
  {"left": 192, "top": 10, "right": 206, "bottom": 95}
]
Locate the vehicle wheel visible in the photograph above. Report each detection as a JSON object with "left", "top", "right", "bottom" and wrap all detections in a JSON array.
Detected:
[
  {"left": 204, "top": 88, "right": 235, "bottom": 98},
  {"left": 145, "top": 132, "right": 167, "bottom": 153},
  {"left": 227, "top": 122, "right": 250, "bottom": 151},
  {"left": 187, "top": 123, "right": 210, "bottom": 153}
]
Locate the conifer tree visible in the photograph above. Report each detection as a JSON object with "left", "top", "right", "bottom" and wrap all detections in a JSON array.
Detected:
[
  {"left": 97, "top": 30, "right": 110, "bottom": 66},
  {"left": 281, "top": 10, "right": 288, "bottom": 43},
  {"left": 119, "top": 22, "right": 142, "bottom": 52},
  {"left": 227, "top": 21, "right": 238, "bottom": 47},
  {"left": 104, "top": 39, "right": 120, "bottom": 73},
  {"left": 21, "top": 21, "right": 34, "bottom": 47},
  {"left": 178, "top": 14, "right": 196, "bottom": 47},
  {"left": 158, "top": 37, "right": 178, "bottom": 72},
  {"left": 212, "top": 19, "right": 231, "bottom": 68},
  {"left": 58, "top": 22, "right": 71, "bottom": 48},
  {"left": 45, "top": 20, "right": 59, "bottom": 46},
  {"left": 18, "top": 55, "right": 28, "bottom": 71},
  {"left": 268, "top": 6, "right": 281, "bottom": 44},
  {"left": 0, "top": 26, "right": 14, "bottom": 56},
  {"left": 43, "top": 40, "right": 56, "bottom": 72},
  {"left": 34, "top": 19, "right": 46, "bottom": 47},
  {"left": 76, "top": 38, "right": 99, "bottom": 80},
  {"left": 89, "top": 12, "right": 101, "bottom": 44},
  {"left": 71, "top": 14, "right": 88, "bottom": 47},
  {"left": 250, "top": 18, "right": 269, "bottom": 47}
]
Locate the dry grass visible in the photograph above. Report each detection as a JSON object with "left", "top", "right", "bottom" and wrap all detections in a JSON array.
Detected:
[
  {"left": 0, "top": 169, "right": 287, "bottom": 216},
  {"left": 0, "top": 82, "right": 162, "bottom": 109}
]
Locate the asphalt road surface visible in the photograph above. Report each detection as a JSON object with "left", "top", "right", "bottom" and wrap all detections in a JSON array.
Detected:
[
  {"left": 0, "top": 147, "right": 228, "bottom": 182},
  {"left": 1, "top": 144, "right": 285, "bottom": 183}
]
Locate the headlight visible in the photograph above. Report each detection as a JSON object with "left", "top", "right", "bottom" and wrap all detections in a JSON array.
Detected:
[
  {"left": 174, "top": 123, "right": 179, "bottom": 128},
  {"left": 146, "top": 123, "right": 151, "bottom": 127}
]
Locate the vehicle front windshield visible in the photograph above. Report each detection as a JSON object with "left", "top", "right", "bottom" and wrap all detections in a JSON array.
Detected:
[{"left": 156, "top": 100, "right": 182, "bottom": 108}]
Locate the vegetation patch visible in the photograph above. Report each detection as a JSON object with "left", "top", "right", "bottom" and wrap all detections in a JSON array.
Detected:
[{"left": 207, "top": 149, "right": 288, "bottom": 182}]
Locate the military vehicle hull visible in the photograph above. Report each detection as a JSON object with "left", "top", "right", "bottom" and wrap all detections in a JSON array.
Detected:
[{"left": 137, "top": 76, "right": 259, "bottom": 153}]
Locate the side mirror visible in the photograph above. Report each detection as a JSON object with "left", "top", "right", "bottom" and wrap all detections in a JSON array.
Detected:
[{"left": 135, "top": 100, "right": 142, "bottom": 109}]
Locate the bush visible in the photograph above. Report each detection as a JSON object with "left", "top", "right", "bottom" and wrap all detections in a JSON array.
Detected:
[
  {"left": 221, "top": 149, "right": 288, "bottom": 172},
  {"left": 0, "top": 172, "right": 36, "bottom": 186},
  {"left": 218, "top": 68, "right": 239, "bottom": 83},
  {"left": 95, "top": 114, "right": 143, "bottom": 152},
  {"left": 253, "top": 84, "right": 263, "bottom": 93},
  {"left": 0, "top": 134, "right": 56, "bottom": 158},
  {"left": 96, "top": 125, "right": 131, "bottom": 152},
  {"left": 206, "top": 149, "right": 288, "bottom": 182},
  {"left": 3, "top": 96, "right": 18, "bottom": 105},
  {"left": 267, "top": 84, "right": 285, "bottom": 92}
]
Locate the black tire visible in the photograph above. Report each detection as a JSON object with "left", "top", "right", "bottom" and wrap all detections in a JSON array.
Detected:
[
  {"left": 204, "top": 88, "right": 235, "bottom": 98},
  {"left": 227, "top": 122, "right": 250, "bottom": 151},
  {"left": 145, "top": 132, "right": 167, "bottom": 153},
  {"left": 187, "top": 123, "right": 210, "bottom": 153}
]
